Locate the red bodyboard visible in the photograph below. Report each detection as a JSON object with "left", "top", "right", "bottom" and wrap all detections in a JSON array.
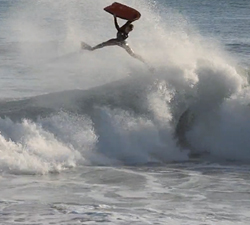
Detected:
[{"left": 104, "top": 2, "right": 141, "bottom": 21}]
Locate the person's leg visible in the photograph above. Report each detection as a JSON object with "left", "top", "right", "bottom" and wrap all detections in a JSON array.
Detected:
[
  {"left": 90, "top": 39, "right": 119, "bottom": 51},
  {"left": 81, "top": 39, "right": 119, "bottom": 51},
  {"left": 121, "top": 42, "right": 146, "bottom": 64},
  {"left": 121, "top": 42, "right": 155, "bottom": 72}
]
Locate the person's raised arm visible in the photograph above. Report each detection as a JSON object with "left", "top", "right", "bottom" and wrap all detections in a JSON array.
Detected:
[
  {"left": 120, "top": 20, "right": 132, "bottom": 31},
  {"left": 124, "top": 20, "right": 132, "bottom": 27},
  {"left": 114, "top": 15, "right": 120, "bottom": 31}
]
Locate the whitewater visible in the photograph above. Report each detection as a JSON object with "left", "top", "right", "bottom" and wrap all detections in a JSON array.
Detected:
[{"left": 0, "top": 0, "right": 250, "bottom": 224}]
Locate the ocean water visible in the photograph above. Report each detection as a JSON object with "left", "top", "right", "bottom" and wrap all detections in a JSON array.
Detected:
[{"left": 0, "top": 0, "right": 250, "bottom": 224}]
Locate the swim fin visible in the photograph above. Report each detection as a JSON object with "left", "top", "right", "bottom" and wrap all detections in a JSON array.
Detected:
[{"left": 81, "top": 42, "right": 92, "bottom": 50}]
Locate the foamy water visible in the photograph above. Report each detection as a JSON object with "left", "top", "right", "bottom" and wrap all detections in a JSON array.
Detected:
[{"left": 0, "top": 0, "right": 250, "bottom": 224}]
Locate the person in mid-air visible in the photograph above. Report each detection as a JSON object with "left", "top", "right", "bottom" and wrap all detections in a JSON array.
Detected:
[{"left": 81, "top": 15, "right": 145, "bottom": 64}]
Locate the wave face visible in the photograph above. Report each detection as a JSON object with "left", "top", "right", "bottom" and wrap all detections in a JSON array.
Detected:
[
  {"left": 0, "top": 75, "right": 188, "bottom": 174},
  {"left": 0, "top": 0, "right": 250, "bottom": 174}
]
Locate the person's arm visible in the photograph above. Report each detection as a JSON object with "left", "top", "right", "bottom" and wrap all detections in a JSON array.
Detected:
[
  {"left": 120, "top": 20, "right": 132, "bottom": 31},
  {"left": 114, "top": 15, "right": 120, "bottom": 31},
  {"left": 124, "top": 20, "right": 132, "bottom": 27}
]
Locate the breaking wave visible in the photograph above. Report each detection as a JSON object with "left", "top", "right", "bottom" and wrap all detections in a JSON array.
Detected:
[{"left": 0, "top": 0, "right": 250, "bottom": 174}]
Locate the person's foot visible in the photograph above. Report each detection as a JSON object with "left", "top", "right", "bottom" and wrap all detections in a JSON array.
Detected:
[{"left": 81, "top": 42, "right": 92, "bottom": 50}]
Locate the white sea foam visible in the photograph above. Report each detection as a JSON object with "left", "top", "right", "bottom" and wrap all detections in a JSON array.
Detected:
[
  {"left": 1, "top": 0, "right": 249, "bottom": 171},
  {"left": 0, "top": 116, "right": 84, "bottom": 174}
]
